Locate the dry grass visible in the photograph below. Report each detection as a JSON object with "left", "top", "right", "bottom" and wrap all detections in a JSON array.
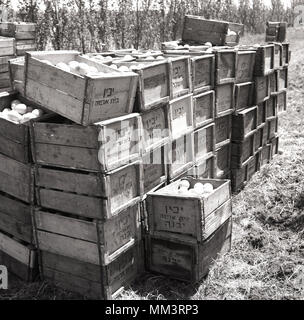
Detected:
[{"left": 1, "top": 28, "right": 304, "bottom": 300}]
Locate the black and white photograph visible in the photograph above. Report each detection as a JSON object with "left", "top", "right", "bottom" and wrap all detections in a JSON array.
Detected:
[{"left": 0, "top": 0, "right": 303, "bottom": 305}]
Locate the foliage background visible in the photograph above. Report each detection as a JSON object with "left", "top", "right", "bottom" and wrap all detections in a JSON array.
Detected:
[{"left": 0, "top": 0, "right": 303, "bottom": 52}]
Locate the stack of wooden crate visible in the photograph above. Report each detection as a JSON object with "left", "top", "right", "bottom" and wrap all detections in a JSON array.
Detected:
[
  {"left": 24, "top": 51, "right": 144, "bottom": 299},
  {"left": 0, "top": 22, "right": 36, "bottom": 92},
  {"left": 145, "top": 177, "right": 232, "bottom": 283},
  {"left": 0, "top": 91, "right": 43, "bottom": 282},
  {"left": 265, "top": 21, "right": 287, "bottom": 43}
]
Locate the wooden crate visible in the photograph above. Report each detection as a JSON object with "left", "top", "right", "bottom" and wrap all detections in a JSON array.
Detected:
[
  {"left": 140, "top": 104, "right": 169, "bottom": 153},
  {"left": 215, "top": 82, "right": 234, "bottom": 117},
  {"left": 231, "top": 154, "right": 259, "bottom": 192},
  {"left": 24, "top": 51, "right": 138, "bottom": 125},
  {"left": 254, "top": 75, "right": 270, "bottom": 104},
  {"left": 234, "top": 82, "right": 254, "bottom": 111},
  {"left": 193, "top": 90, "right": 214, "bottom": 129},
  {"left": 115, "top": 60, "right": 170, "bottom": 112},
  {"left": 146, "top": 177, "right": 231, "bottom": 242},
  {"left": 0, "top": 91, "right": 52, "bottom": 163},
  {"left": 191, "top": 54, "right": 215, "bottom": 95},
  {"left": 267, "top": 116, "right": 278, "bottom": 141},
  {"left": 231, "top": 133, "right": 255, "bottom": 168},
  {"left": 257, "top": 102, "right": 266, "bottom": 128},
  {"left": 0, "top": 22, "right": 36, "bottom": 40},
  {"left": 0, "top": 231, "right": 38, "bottom": 282},
  {"left": 215, "top": 114, "right": 231, "bottom": 149},
  {"left": 145, "top": 217, "right": 232, "bottom": 283},
  {"left": 269, "top": 70, "right": 277, "bottom": 93},
  {"left": 33, "top": 204, "right": 141, "bottom": 266},
  {"left": 254, "top": 125, "right": 267, "bottom": 152},
  {"left": 167, "top": 133, "right": 194, "bottom": 181},
  {"left": 282, "top": 43, "right": 289, "bottom": 66},
  {"left": 35, "top": 161, "right": 143, "bottom": 219},
  {"left": 142, "top": 144, "right": 167, "bottom": 195},
  {"left": 16, "top": 39, "right": 36, "bottom": 56},
  {"left": 276, "top": 89, "right": 287, "bottom": 114},
  {"left": 272, "top": 42, "right": 283, "bottom": 69},
  {"left": 232, "top": 106, "right": 257, "bottom": 141},
  {"left": 0, "top": 192, "right": 33, "bottom": 244},
  {"left": 31, "top": 113, "right": 141, "bottom": 172},
  {"left": 0, "top": 36, "right": 15, "bottom": 56},
  {"left": 235, "top": 50, "right": 255, "bottom": 83},
  {"left": 167, "top": 56, "right": 192, "bottom": 98},
  {"left": 193, "top": 154, "right": 215, "bottom": 179},
  {"left": 0, "top": 55, "right": 15, "bottom": 73},
  {"left": 215, "top": 142, "right": 231, "bottom": 178},
  {"left": 260, "top": 144, "right": 272, "bottom": 167},
  {"left": 0, "top": 71, "right": 10, "bottom": 88},
  {"left": 215, "top": 49, "right": 236, "bottom": 84},
  {"left": 193, "top": 123, "right": 215, "bottom": 163},
  {"left": 265, "top": 95, "right": 278, "bottom": 119},
  {"left": 0, "top": 153, "right": 33, "bottom": 203},
  {"left": 254, "top": 44, "right": 274, "bottom": 76},
  {"left": 270, "top": 135, "right": 279, "bottom": 158},
  {"left": 40, "top": 241, "right": 144, "bottom": 300},
  {"left": 277, "top": 67, "right": 288, "bottom": 91},
  {"left": 8, "top": 56, "right": 24, "bottom": 94},
  {"left": 168, "top": 93, "right": 193, "bottom": 140},
  {"left": 182, "top": 15, "right": 243, "bottom": 46}
]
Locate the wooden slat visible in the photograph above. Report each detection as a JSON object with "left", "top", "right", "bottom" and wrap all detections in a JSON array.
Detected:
[
  {"left": 33, "top": 143, "right": 100, "bottom": 171},
  {"left": 35, "top": 210, "right": 97, "bottom": 242},
  {"left": 36, "top": 230, "right": 99, "bottom": 265},
  {"left": 0, "top": 231, "right": 32, "bottom": 266},
  {"left": 36, "top": 167, "right": 104, "bottom": 197},
  {"left": 25, "top": 78, "right": 85, "bottom": 124},
  {"left": 37, "top": 188, "right": 103, "bottom": 219}
]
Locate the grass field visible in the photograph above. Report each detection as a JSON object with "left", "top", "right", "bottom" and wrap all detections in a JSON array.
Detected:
[{"left": 1, "top": 28, "right": 304, "bottom": 300}]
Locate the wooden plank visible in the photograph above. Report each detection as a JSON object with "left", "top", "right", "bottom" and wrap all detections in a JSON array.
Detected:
[
  {"left": 194, "top": 123, "right": 215, "bottom": 162},
  {"left": 37, "top": 188, "right": 103, "bottom": 219},
  {"left": 215, "top": 142, "right": 231, "bottom": 178},
  {"left": 0, "top": 249, "right": 37, "bottom": 282},
  {"left": 33, "top": 143, "right": 100, "bottom": 171},
  {"left": 231, "top": 134, "right": 255, "bottom": 168},
  {"left": 32, "top": 122, "right": 98, "bottom": 147},
  {"left": 168, "top": 93, "right": 193, "bottom": 140},
  {"left": 36, "top": 230, "right": 99, "bottom": 265},
  {"left": 215, "top": 83, "right": 234, "bottom": 116},
  {"left": 0, "top": 210, "right": 33, "bottom": 243},
  {"left": 25, "top": 78, "right": 85, "bottom": 124},
  {"left": 168, "top": 56, "right": 191, "bottom": 98},
  {"left": 0, "top": 134, "right": 29, "bottom": 163},
  {"left": 0, "top": 153, "right": 32, "bottom": 202},
  {"left": 142, "top": 145, "right": 167, "bottom": 194},
  {"left": 232, "top": 106, "right": 257, "bottom": 141},
  {"left": 215, "top": 50, "right": 236, "bottom": 84},
  {"left": 191, "top": 55, "right": 214, "bottom": 94},
  {"left": 254, "top": 75, "right": 270, "bottom": 104},
  {"left": 140, "top": 105, "right": 169, "bottom": 152},
  {"left": 193, "top": 90, "right": 214, "bottom": 129},
  {"left": 167, "top": 133, "right": 194, "bottom": 180},
  {"left": 0, "top": 193, "right": 31, "bottom": 225},
  {"left": 234, "top": 82, "right": 254, "bottom": 111},
  {"left": 41, "top": 251, "right": 101, "bottom": 283},
  {"left": 35, "top": 167, "right": 104, "bottom": 197},
  {"left": 236, "top": 51, "right": 255, "bottom": 83},
  {"left": 0, "top": 232, "right": 34, "bottom": 266},
  {"left": 35, "top": 209, "right": 98, "bottom": 242},
  {"left": 215, "top": 114, "right": 231, "bottom": 148},
  {"left": 43, "top": 266, "right": 103, "bottom": 299}
]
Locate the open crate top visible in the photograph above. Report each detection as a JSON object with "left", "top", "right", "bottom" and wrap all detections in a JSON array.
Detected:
[
  {"left": 148, "top": 177, "right": 230, "bottom": 199},
  {"left": 24, "top": 50, "right": 139, "bottom": 125}
]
